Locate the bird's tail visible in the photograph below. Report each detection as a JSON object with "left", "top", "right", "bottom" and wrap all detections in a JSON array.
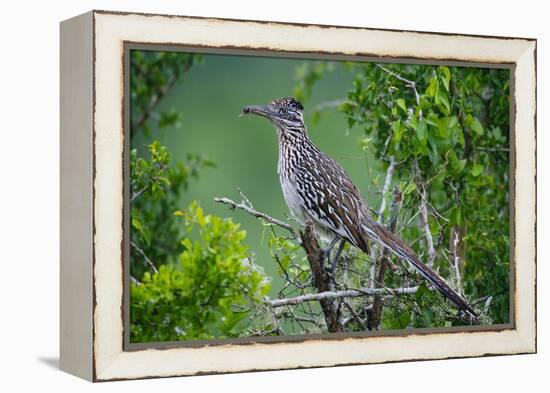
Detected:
[{"left": 362, "top": 220, "right": 477, "bottom": 318}]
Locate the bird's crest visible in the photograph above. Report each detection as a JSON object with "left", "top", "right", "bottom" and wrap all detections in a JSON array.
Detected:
[{"left": 272, "top": 97, "right": 304, "bottom": 111}]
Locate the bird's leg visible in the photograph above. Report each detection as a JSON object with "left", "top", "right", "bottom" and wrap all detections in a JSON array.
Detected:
[
  {"left": 321, "top": 236, "right": 340, "bottom": 265},
  {"left": 328, "top": 239, "right": 346, "bottom": 273}
]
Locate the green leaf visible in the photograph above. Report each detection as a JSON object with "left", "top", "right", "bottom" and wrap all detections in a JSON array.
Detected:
[
  {"left": 415, "top": 283, "right": 430, "bottom": 302},
  {"left": 440, "top": 66, "right": 451, "bottom": 91},
  {"left": 131, "top": 217, "right": 143, "bottom": 232},
  {"left": 470, "top": 117, "right": 484, "bottom": 136},
  {"left": 451, "top": 159, "right": 467, "bottom": 174},
  {"left": 435, "top": 86, "right": 451, "bottom": 115},
  {"left": 428, "top": 139, "right": 439, "bottom": 165},
  {"left": 416, "top": 118, "right": 428, "bottom": 145},
  {"left": 471, "top": 163, "right": 484, "bottom": 177},
  {"left": 403, "top": 182, "right": 417, "bottom": 195},
  {"left": 452, "top": 207, "right": 463, "bottom": 226},
  {"left": 398, "top": 311, "right": 411, "bottom": 328},
  {"left": 426, "top": 77, "right": 437, "bottom": 97},
  {"left": 391, "top": 120, "right": 405, "bottom": 146},
  {"left": 396, "top": 98, "right": 407, "bottom": 113},
  {"left": 422, "top": 308, "right": 434, "bottom": 327}
]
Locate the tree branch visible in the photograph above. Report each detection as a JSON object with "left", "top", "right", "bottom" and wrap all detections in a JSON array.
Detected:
[
  {"left": 413, "top": 160, "right": 436, "bottom": 267},
  {"left": 132, "top": 56, "right": 194, "bottom": 131},
  {"left": 450, "top": 229, "right": 463, "bottom": 295},
  {"left": 300, "top": 221, "right": 343, "bottom": 332},
  {"left": 370, "top": 155, "right": 396, "bottom": 288},
  {"left": 131, "top": 185, "right": 149, "bottom": 204},
  {"left": 130, "top": 241, "right": 158, "bottom": 274},
  {"left": 267, "top": 286, "right": 419, "bottom": 308},
  {"left": 214, "top": 193, "right": 298, "bottom": 239},
  {"left": 377, "top": 64, "right": 421, "bottom": 109},
  {"left": 377, "top": 155, "right": 396, "bottom": 224},
  {"left": 342, "top": 298, "right": 366, "bottom": 329},
  {"left": 368, "top": 186, "right": 403, "bottom": 330}
]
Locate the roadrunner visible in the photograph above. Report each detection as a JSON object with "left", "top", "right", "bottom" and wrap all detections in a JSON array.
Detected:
[{"left": 242, "top": 96, "right": 477, "bottom": 318}]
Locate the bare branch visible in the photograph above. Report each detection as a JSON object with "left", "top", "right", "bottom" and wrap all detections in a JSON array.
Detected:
[
  {"left": 130, "top": 275, "right": 141, "bottom": 286},
  {"left": 274, "top": 254, "right": 308, "bottom": 290},
  {"left": 370, "top": 156, "right": 397, "bottom": 287},
  {"left": 342, "top": 304, "right": 372, "bottom": 327},
  {"left": 342, "top": 298, "right": 366, "bottom": 329},
  {"left": 476, "top": 146, "right": 510, "bottom": 153},
  {"left": 377, "top": 64, "right": 421, "bottom": 109},
  {"left": 131, "top": 185, "right": 149, "bottom": 204},
  {"left": 450, "top": 229, "right": 463, "bottom": 295},
  {"left": 130, "top": 241, "right": 158, "bottom": 274},
  {"left": 482, "top": 296, "right": 493, "bottom": 314},
  {"left": 377, "top": 155, "right": 396, "bottom": 224},
  {"left": 214, "top": 195, "right": 298, "bottom": 239},
  {"left": 413, "top": 161, "right": 436, "bottom": 267},
  {"left": 267, "top": 286, "right": 419, "bottom": 308},
  {"left": 280, "top": 307, "right": 324, "bottom": 330}
]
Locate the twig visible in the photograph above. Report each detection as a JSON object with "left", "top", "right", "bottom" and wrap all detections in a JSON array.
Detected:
[
  {"left": 413, "top": 161, "right": 436, "bottom": 267},
  {"left": 482, "top": 296, "right": 493, "bottom": 314},
  {"left": 377, "top": 64, "right": 421, "bottom": 110},
  {"left": 214, "top": 195, "right": 298, "bottom": 239},
  {"left": 370, "top": 156, "right": 396, "bottom": 287},
  {"left": 342, "top": 298, "right": 366, "bottom": 329},
  {"left": 267, "top": 286, "right": 419, "bottom": 308},
  {"left": 130, "top": 276, "right": 141, "bottom": 286},
  {"left": 131, "top": 185, "right": 149, "bottom": 204},
  {"left": 450, "top": 230, "right": 463, "bottom": 295},
  {"left": 281, "top": 307, "right": 324, "bottom": 329},
  {"left": 132, "top": 57, "right": 194, "bottom": 131},
  {"left": 274, "top": 254, "right": 308, "bottom": 290},
  {"left": 377, "top": 155, "right": 396, "bottom": 224},
  {"left": 476, "top": 146, "right": 510, "bottom": 153},
  {"left": 130, "top": 241, "right": 158, "bottom": 274},
  {"left": 342, "top": 304, "right": 372, "bottom": 326}
]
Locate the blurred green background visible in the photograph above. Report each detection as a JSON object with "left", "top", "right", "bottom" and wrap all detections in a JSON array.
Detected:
[{"left": 132, "top": 53, "right": 379, "bottom": 296}]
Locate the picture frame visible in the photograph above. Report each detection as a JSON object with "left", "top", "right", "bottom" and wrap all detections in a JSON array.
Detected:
[{"left": 60, "top": 10, "right": 537, "bottom": 381}]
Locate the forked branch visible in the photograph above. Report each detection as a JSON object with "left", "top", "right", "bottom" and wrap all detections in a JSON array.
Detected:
[{"left": 214, "top": 193, "right": 298, "bottom": 239}]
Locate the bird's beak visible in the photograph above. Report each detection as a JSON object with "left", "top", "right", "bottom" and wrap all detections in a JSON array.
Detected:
[{"left": 241, "top": 104, "right": 277, "bottom": 120}]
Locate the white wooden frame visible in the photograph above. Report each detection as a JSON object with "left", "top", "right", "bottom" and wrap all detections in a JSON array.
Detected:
[{"left": 60, "top": 10, "right": 537, "bottom": 382}]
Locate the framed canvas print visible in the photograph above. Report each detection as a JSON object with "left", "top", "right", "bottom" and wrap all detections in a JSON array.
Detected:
[{"left": 60, "top": 10, "right": 537, "bottom": 381}]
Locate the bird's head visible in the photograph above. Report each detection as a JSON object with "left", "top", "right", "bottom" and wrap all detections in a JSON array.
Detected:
[{"left": 242, "top": 97, "right": 305, "bottom": 131}]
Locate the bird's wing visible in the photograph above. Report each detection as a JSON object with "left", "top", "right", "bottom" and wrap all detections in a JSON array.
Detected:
[
  {"left": 297, "top": 151, "right": 477, "bottom": 317},
  {"left": 296, "top": 152, "right": 370, "bottom": 252}
]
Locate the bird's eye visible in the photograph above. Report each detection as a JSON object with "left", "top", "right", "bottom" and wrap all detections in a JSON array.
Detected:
[{"left": 279, "top": 108, "right": 288, "bottom": 116}]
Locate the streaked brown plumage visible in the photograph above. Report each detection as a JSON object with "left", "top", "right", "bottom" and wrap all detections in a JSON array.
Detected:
[{"left": 242, "top": 97, "right": 477, "bottom": 318}]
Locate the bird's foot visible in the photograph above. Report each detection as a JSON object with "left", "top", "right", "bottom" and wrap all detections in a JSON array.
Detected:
[{"left": 325, "top": 240, "right": 345, "bottom": 274}]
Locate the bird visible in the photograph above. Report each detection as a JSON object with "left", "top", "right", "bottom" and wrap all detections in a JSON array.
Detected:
[{"left": 242, "top": 96, "right": 477, "bottom": 319}]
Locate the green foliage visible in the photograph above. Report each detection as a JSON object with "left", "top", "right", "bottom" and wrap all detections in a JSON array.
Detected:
[
  {"left": 130, "top": 141, "right": 214, "bottom": 276},
  {"left": 130, "top": 50, "right": 202, "bottom": 137},
  {"left": 291, "top": 61, "right": 510, "bottom": 327},
  {"left": 130, "top": 202, "right": 271, "bottom": 342},
  {"left": 339, "top": 63, "right": 510, "bottom": 324},
  {"left": 130, "top": 50, "right": 271, "bottom": 343},
  {"left": 293, "top": 61, "right": 335, "bottom": 103}
]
